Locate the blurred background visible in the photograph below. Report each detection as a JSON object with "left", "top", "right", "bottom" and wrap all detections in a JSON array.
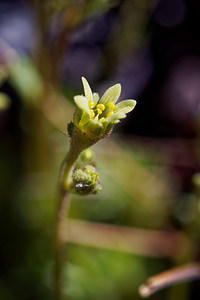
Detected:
[{"left": 1, "top": 0, "right": 200, "bottom": 299}]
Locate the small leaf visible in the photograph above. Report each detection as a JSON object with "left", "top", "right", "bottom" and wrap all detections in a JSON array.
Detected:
[
  {"left": 82, "top": 77, "right": 93, "bottom": 102},
  {"left": 67, "top": 121, "right": 74, "bottom": 137},
  {"left": 99, "top": 84, "right": 121, "bottom": 105}
]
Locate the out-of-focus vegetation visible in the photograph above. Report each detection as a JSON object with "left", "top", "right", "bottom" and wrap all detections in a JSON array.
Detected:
[{"left": 1, "top": 0, "right": 200, "bottom": 300}]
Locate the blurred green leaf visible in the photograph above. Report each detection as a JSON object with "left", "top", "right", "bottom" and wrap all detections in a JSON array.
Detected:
[
  {"left": 0, "top": 93, "right": 11, "bottom": 111},
  {"left": 9, "top": 57, "right": 43, "bottom": 104}
]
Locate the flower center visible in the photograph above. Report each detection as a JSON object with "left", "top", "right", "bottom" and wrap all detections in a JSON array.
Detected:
[{"left": 89, "top": 101, "right": 115, "bottom": 122}]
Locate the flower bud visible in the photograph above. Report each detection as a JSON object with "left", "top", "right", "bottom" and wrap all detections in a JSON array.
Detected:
[{"left": 72, "top": 165, "right": 100, "bottom": 195}]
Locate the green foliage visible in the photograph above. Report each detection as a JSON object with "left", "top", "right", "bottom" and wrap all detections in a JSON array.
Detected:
[
  {"left": 64, "top": 246, "right": 146, "bottom": 300},
  {"left": 10, "top": 57, "right": 43, "bottom": 104}
]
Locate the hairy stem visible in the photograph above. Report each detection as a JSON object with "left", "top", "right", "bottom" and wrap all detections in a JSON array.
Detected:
[
  {"left": 54, "top": 144, "right": 81, "bottom": 300},
  {"left": 54, "top": 126, "right": 94, "bottom": 300}
]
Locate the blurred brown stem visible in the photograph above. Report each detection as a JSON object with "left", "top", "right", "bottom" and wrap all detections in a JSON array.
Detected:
[
  {"left": 61, "top": 219, "right": 190, "bottom": 258},
  {"left": 139, "top": 263, "right": 200, "bottom": 298}
]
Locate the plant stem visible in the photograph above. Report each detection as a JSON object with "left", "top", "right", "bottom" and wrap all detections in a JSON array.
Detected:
[
  {"left": 54, "top": 144, "right": 80, "bottom": 300},
  {"left": 54, "top": 126, "right": 94, "bottom": 300},
  {"left": 61, "top": 220, "right": 190, "bottom": 258},
  {"left": 54, "top": 189, "right": 71, "bottom": 300},
  {"left": 139, "top": 263, "right": 200, "bottom": 298}
]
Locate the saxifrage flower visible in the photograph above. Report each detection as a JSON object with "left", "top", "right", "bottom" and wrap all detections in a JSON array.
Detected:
[{"left": 73, "top": 77, "right": 136, "bottom": 139}]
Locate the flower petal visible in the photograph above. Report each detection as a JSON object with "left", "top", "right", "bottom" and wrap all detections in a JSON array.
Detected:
[
  {"left": 99, "top": 83, "right": 121, "bottom": 105},
  {"left": 103, "top": 100, "right": 136, "bottom": 123},
  {"left": 93, "top": 93, "right": 99, "bottom": 104},
  {"left": 82, "top": 77, "right": 93, "bottom": 103},
  {"left": 74, "top": 95, "right": 90, "bottom": 115},
  {"left": 102, "top": 111, "right": 126, "bottom": 123},
  {"left": 114, "top": 99, "right": 136, "bottom": 114}
]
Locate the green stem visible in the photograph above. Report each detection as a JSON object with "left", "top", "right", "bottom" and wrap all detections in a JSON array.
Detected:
[
  {"left": 61, "top": 126, "right": 98, "bottom": 190},
  {"left": 54, "top": 189, "right": 70, "bottom": 300},
  {"left": 61, "top": 142, "right": 84, "bottom": 191},
  {"left": 54, "top": 126, "right": 95, "bottom": 300},
  {"left": 54, "top": 153, "right": 78, "bottom": 300}
]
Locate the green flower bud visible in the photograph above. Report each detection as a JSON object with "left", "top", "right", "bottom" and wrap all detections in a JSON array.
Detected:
[
  {"left": 75, "top": 148, "right": 95, "bottom": 169},
  {"left": 72, "top": 165, "right": 100, "bottom": 195},
  {"left": 80, "top": 148, "right": 94, "bottom": 162}
]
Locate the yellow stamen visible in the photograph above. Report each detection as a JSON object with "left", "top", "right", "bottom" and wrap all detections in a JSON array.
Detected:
[
  {"left": 90, "top": 109, "right": 95, "bottom": 118},
  {"left": 107, "top": 111, "right": 113, "bottom": 117},
  {"left": 99, "top": 117, "right": 105, "bottom": 122},
  {"left": 108, "top": 102, "right": 115, "bottom": 110},
  {"left": 89, "top": 101, "right": 95, "bottom": 109},
  {"left": 97, "top": 104, "right": 105, "bottom": 111},
  {"left": 97, "top": 109, "right": 102, "bottom": 114}
]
